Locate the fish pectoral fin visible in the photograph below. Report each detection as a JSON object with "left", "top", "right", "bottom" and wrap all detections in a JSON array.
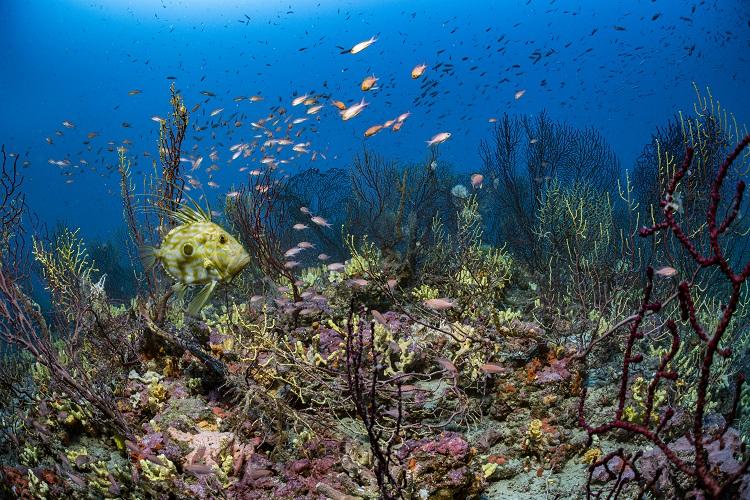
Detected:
[
  {"left": 187, "top": 281, "right": 217, "bottom": 317},
  {"left": 172, "top": 282, "right": 188, "bottom": 302},
  {"left": 139, "top": 245, "right": 159, "bottom": 271}
]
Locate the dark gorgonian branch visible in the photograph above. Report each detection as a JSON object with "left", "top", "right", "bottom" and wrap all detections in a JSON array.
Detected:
[
  {"left": 0, "top": 146, "right": 25, "bottom": 237},
  {"left": 0, "top": 145, "right": 29, "bottom": 279},
  {"left": 345, "top": 306, "right": 405, "bottom": 500},
  {"left": 118, "top": 86, "right": 189, "bottom": 320},
  {"left": 0, "top": 260, "right": 133, "bottom": 441},
  {"left": 226, "top": 163, "right": 299, "bottom": 301},
  {"left": 156, "top": 83, "right": 188, "bottom": 229},
  {"left": 579, "top": 134, "right": 750, "bottom": 498}
]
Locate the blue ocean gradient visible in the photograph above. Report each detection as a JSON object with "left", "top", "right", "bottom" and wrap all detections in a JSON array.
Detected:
[{"left": 1, "top": 0, "right": 749, "bottom": 241}]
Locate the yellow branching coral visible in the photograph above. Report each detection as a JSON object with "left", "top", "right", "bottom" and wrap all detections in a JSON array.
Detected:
[
  {"left": 33, "top": 227, "right": 99, "bottom": 318},
  {"left": 681, "top": 83, "right": 750, "bottom": 178},
  {"left": 147, "top": 381, "right": 169, "bottom": 408},
  {"left": 372, "top": 320, "right": 416, "bottom": 377},
  {"left": 140, "top": 454, "right": 177, "bottom": 483},
  {"left": 412, "top": 283, "right": 440, "bottom": 302},
  {"left": 534, "top": 180, "right": 614, "bottom": 283},
  {"left": 623, "top": 376, "right": 666, "bottom": 425},
  {"left": 441, "top": 322, "right": 502, "bottom": 384},
  {"left": 345, "top": 234, "right": 383, "bottom": 277},
  {"left": 581, "top": 447, "right": 602, "bottom": 465},
  {"left": 420, "top": 196, "right": 513, "bottom": 318},
  {"left": 531, "top": 178, "right": 632, "bottom": 346},
  {"left": 26, "top": 469, "right": 49, "bottom": 497}
]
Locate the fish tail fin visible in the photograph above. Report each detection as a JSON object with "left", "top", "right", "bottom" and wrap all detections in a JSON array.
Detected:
[
  {"left": 139, "top": 245, "right": 159, "bottom": 271},
  {"left": 187, "top": 281, "right": 217, "bottom": 316}
]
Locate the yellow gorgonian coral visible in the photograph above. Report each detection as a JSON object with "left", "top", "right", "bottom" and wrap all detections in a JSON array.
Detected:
[
  {"left": 33, "top": 227, "right": 98, "bottom": 318},
  {"left": 412, "top": 283, "right": 440, "bottom": 302}
]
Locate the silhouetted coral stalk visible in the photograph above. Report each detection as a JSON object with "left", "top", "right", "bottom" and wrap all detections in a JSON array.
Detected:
[
  {"left": 228, "top": 164, "right": 300, "bottom": 301},
  {"left": 0, "top": 145, "right": 29, "bottom": 279},
  {"left": 119, "top": 85, "right": 189, "bottom": 322},
  {"left": 345, "top": 306, "right": 405, "bottom": 499}
]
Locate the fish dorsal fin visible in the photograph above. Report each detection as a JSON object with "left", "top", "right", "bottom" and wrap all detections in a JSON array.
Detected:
[
  {"left": 159, "top": 192, "right": 211, "bottom": 225},
  {"left": 172, "top": 200, "right": 211, "bottom": 225}
]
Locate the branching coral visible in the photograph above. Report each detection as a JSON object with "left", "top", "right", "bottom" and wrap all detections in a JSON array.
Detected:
[
  {"left": 0, "top": 145, "right": 27, "bottom": 275},
  {"left": 421, "top": 196, "right": 513, "bottom": 320},
  {"left": 345, "top": 307, "right": 406, "bottom": 499},
  {"left": 634, "top": 84, "right": 750, "bottom": 284},
  {"left": 579, "top": 134, "right": 750, "bottom": 498},
  {"left": 226, "top": 162, "right": 300, "bottom": 302},
  {"left": 33, "top": 226, "right": 98, "bottom": 323},
  {"left": 0, "top": 258, "right": 133, "bottom": 440},
  {"left": 156, "top": 83, "right": 189, "bottom": 222},
  {"left": 532, "top": 179, "right": 641, "bottom": 347},
  {"left": 479, "top": 110, "right": 620, "bottom": 264},
  {"left": 346, "top": 148, "right": 452, "bottom": 285},
  {"left": 119, "top": 83, "right": 189, "bottom": 323}
]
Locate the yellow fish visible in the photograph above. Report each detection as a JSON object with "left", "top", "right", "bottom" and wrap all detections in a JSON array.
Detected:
[{"left": 140, "top": 203, "right": 251, "bottom": 315}]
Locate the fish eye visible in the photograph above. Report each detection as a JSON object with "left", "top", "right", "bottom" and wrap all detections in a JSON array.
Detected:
[
  {"left": 182, "top": 243, "right": 194, "bottom": 256},
  {"left": 219, "top": 235, "right": 227, "bottom": 244}
]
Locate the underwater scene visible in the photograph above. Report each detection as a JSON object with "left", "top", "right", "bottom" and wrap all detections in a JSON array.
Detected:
[{"left": 2, "top": 0, "right": 750, "bottom": 498}]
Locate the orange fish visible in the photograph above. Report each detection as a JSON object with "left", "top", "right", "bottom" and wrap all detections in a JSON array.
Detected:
[
  {"left": 471, "top": 173, "right": 484, "bottom": 189},
  {"left": 360, "top": 75, "right": 378, "bottom": 91},
  {"left": 364, "top": 124, "right": 383, "bottom": 137},
  {"left": 292, "top": 94, "right": 308, "bottom": 106},
  {"left": 655, "top": 266, "right": 679, "bottom": 278},
  {"left": 423, "top": 298, "right": 455, "bottom": 310},
  {"left": 340, "top": 99, "right": 368, "bottom": 121},
  {"left": 426, "top": 132, "right": 451, "bottom": 146},
  {"left": 411, "top": 64, "right": 427, "bottom": 79}
]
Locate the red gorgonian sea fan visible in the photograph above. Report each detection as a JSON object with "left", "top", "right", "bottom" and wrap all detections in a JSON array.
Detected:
[{"left": 578, "top": 134, "right": 750, "bottom": 498}]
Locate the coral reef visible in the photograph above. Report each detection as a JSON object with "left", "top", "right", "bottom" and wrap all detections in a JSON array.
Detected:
[
  {"left": 579, "top": 134, "right": 750, "bottom": 497},
  {"left": 3, "top": 87, "right": 750, "bottom": 500}
]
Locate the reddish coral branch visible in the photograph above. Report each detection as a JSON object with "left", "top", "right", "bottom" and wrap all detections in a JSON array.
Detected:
[{"left": 579, "top": 134, "right": 750, "bottom": 498}]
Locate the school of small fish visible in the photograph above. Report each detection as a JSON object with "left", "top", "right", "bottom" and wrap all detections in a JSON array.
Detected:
[
  {"left": 40, "top": 11, "right": 555, "bottom": 188},
  {"left": 31, "top": 2, "right": 732, "bottom": 315}
]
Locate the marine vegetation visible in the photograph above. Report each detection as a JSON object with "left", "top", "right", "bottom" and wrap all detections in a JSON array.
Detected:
[{"left": 4, "top": 80, "right": 750, "bottom": 500}]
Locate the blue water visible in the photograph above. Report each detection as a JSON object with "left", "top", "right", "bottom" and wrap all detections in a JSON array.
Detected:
[{"left": 2, "top": 0, "right": 749, "bottom": 242}]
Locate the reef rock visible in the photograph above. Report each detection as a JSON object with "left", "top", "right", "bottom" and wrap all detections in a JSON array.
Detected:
[{"left": 398, "top": 432, "right": 483, "bottom": 499}]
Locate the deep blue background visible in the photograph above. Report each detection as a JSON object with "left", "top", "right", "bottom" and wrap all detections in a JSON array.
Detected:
[{"left": 1, "top": 0, "right": 749, "bottom": 242}]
